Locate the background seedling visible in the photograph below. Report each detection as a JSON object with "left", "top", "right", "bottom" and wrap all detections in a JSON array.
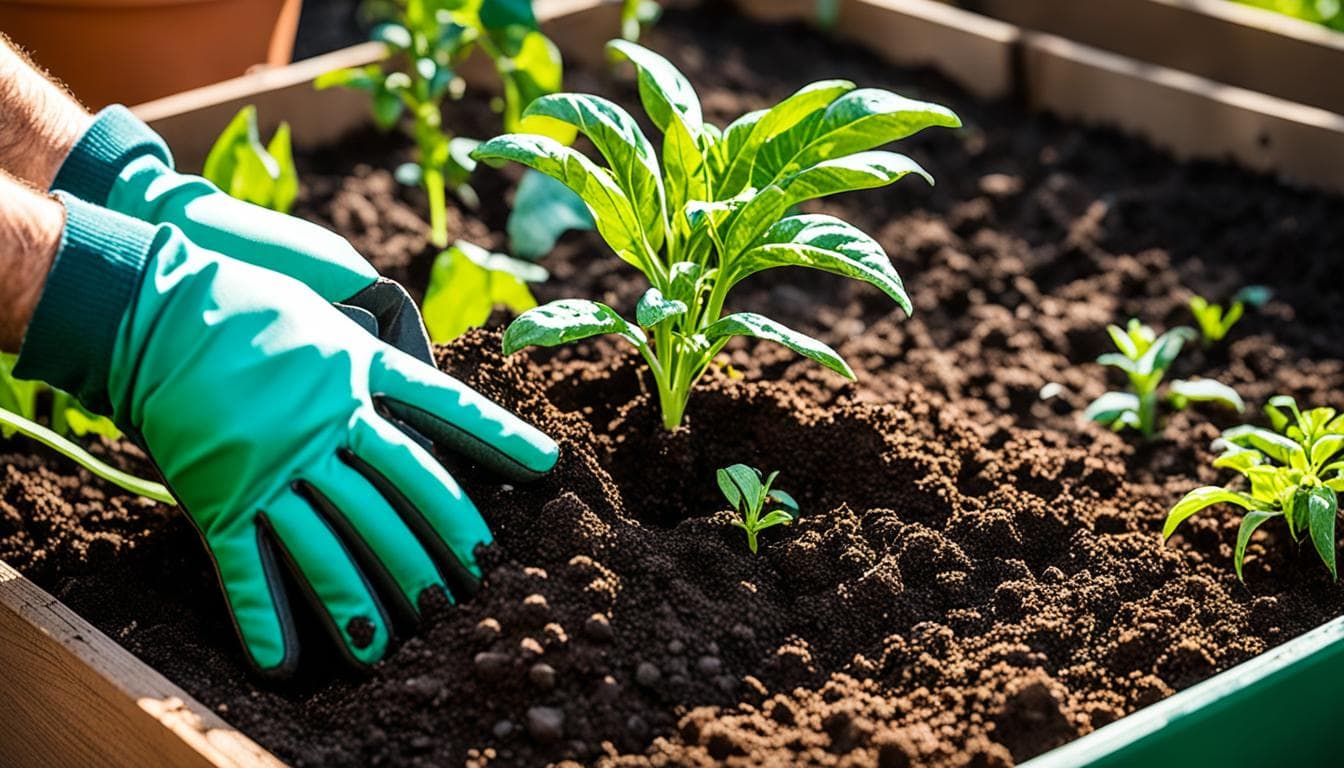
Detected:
[
  {"left": 0, "top": 355, "right": 173, "bottom": 504},
  {"left": 317, "top": 0, "right": 572, "bottom": 248},
  {"left": 1165, "top": 395, "right": 1344, "bottom": 580},
  {"left": 1084, "top": 318, "right": 1243, "bottom": 438},
  {"left": 202, "top": 105, "right": 298, "bottom": 213},
  {"left": 421, "top": 240, "right": 547, "bottom": 342},
  {"left": 620, "top": 0, "right": 661, "bottom": 41},
  {"left": 1189, "top": 285, "right": 1272, "bottom": 346},
  {"left": 717, "top": 464, "right": 799, "bottom": 554},
  {"left": 477, "top": 40, "right": 959, "bottom": 429}
]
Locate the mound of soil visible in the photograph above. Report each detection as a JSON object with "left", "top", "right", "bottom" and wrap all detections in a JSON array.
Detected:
[{"left": 4, "top": 6, "right": 1344, "bottom": 767}]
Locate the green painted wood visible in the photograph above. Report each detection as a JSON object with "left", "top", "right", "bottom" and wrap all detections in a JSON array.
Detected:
[{"left": 1025, "top": 615, "right": 1344, "bottom": 767}]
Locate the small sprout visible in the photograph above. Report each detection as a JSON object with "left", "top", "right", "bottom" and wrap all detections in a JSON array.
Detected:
[
  {"left": 202, "top": 105, "right": 298, "bottom": 213},
  {"left": 481, "top": 40, "right": 959, "bottom": 429},
  {"left": 316, "top": 0, "right": 570, "bottom": 247},
  {"left": 1165, "top": 395, "right": 1344, "bottom": 580},
  {"left": 422, "top": 240, "right": 547, "bottom": 342},
  {"left": 716, "top": 464, "right": 800, "bottom": 554},
  {"left": 620, "top": 0, "right": 662, "bottom": 41},
  {"left": 1188, "top": 285, "right": 1272, "bottom": 346},
  {"left": 1084, "top": 318, "right": 1243, "bottom": 438}
]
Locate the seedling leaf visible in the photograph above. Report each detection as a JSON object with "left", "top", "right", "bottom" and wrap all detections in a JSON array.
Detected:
[{"left": 503, "top": 300, "right": 646, "bottom": 355}]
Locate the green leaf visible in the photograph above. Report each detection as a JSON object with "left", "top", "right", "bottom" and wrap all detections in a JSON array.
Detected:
[
  {"left": 502, "top": 299, "right": 646, "bottom": 355},
  {"left": 1312, "top": 434, "right": 1344, "bottom": 471},
  {"left": 1212, "top": 444, "right": 1265, "bottom": 472},
  {"left": 1106, "top": 324, "right": 1138, "bottom": 359},
  {"left": 636, "top": 287, "right": 686, "bottom": 327},
  {"left": 499, "top": 31, "right": 572, "bottom": 143},
  {"left": 662, "top": 115, "right": 710, "bottom": 238},
  {"left": 716, "top": 466, "right": 745, "bottom": 510},
  {"left": 606, "top": 39, "right": 704, "bottom": 142},
  {"left": 756, "top": 509, "right": 796, "bottom": 529},
  {"left": 1133, "top": 327, "right": 1191, "bottom": 378},
  {"left": 704, "top": 312, "right": 854, "bottom": 380},
  {"left": 370, "top": 21, "right": 413, "bottom": 50},
  {"left": 1235, "top": 509, "right": 1282, "bottom": 581},
  {"left": 508, "top": 169, "right": 595, "bottom": 260},
  {"left": 725, "top": 152, "right": 931, "bottom": 258},
  {"left": 717, "top": 79, "right": 856, "bottom": 195},
  {"left": 720, "top": 464, "right": 763, "bottom": 511},
  {"left": 0, "top": 410, "right": 174, "bottom": 505},
  {"left": 1305, "top": 485, "right": 1338, "bottom": 578},
  {"left": 372, "top": 84, "right": 406, "bottom": 130},
  {"left": 731, "top": 214, "right": 910, "bottom": 314},
  {"left": 1168, "top": 378, "right": 1245, "bottom": 412},
  {"left": 524, "top": 93, "right": 664, "bottom": 249},
  {"left": 266, "top": 122, "right": 298, "bottom": 214},
  {"left": 1233, "top": 285, "right": 1272, "bottom": 307},
  {"left": 667, "top": 261, "right": 703, "bottom": 303},
  {"left": 423, "top": 241, "right": 545, "bottom": 343},
  {"left": 1165, "top": 486, "right": 1272, "bottom": 540},
  {"left": 473, "top": 134, "right": 648, "bottom": 269},
  {"left": 768, "top": 488, "right": 800, "bottom": 518},
  {"left": 1265, "top": 395, "right": 1300, "bottom": 433},
  {"left": 751, "top": 88, "right": 960, "bottom": 188},
  {"left": 203, "top": 106, "right": 263, "bottom": 198},
  {"left": 313, "top": 64, "right": 382, "bottom": 92},
  {"left": 1222, "top": 424, "right": 1308, "bottom": 469},
  {"left": 1083, "top": 391, "right": 1140, "bottom": 426},
  {"left": 1097, "top": 353, "right": 1137, "bottom": 374}
]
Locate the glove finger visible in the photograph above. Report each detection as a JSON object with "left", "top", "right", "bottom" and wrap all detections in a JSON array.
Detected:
[
  {"left": 336, "top": 278, "right": 434, "bottom": 366},
  {"left": 260, "top": 491, "right": 392, "bottom": 668},
  {"left": 349, "top": 415, "right": 492, "bottom": 590},
  {"left": 206, "top": 523, "right": 294, "bottom": 676},
  {"left": 299, "top": 454, "right": 448, "bottom": 620},
  {"left": 372, "top": 348, "right": 559, "bottom": 482}
]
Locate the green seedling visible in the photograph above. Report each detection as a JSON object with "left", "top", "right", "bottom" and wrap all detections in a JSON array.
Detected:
[
  {"left": 317, "top": 0, "right": 570, "bottom": 248},
  {"left": 1188, "top": 285, "right": 1272, "bottom": 346},
  {"left": 620, "top": 0, "right": 661, "bottom": 41},
  {"left": 0, "top": 355, "right": 172, "bottom": 504},
  {"left": 1165, "top": 396, "right": 1344, "bottom": 580},
  {"left": 422, "top": 240, "right": 546, "bottom": 342},
  {"left": 476, "top": 40, "right": 959, "bottom": 429},
  {"left": 1235, "top": 0, "right": 1344, "bottom": 31},
  {"left": 202, "top": 105, "right": 298, "bottom": 213},
  {"left": 1084, "top": 318, "right": 1243, "bottom": 438},
  {"left": 717, "top": 464, "right": 800, "bottom": 554}
]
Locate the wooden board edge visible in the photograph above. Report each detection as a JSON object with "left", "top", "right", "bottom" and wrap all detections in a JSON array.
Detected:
[
  {"left": 0, "top": 560, "right": 283, "bottom": 767},
  {"left": 1022, "top": 29, "right": 1344, "bottom": 192},
  {"left": 967, "top": 0, "right": 1344, "bottom": 115}
]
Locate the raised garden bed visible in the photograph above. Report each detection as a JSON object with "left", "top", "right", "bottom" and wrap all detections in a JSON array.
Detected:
[{"left": 4, "top": 0, "right": 1344, "bottom": 765}]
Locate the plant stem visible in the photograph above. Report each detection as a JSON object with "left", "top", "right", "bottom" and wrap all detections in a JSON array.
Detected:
[
  {"left": 423, "top": 165, "right": 448, "bottom": 248},
  {"left": 0, "top": 409, "right": 175, "bottom": 505}
]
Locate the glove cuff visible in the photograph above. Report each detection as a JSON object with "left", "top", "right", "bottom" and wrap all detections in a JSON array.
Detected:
[
  {"left": 15, "top": 193, "right": 158, "bottom": 414},
  {"left": 50, "top": 105, "right": 174, "bottom": 205}
]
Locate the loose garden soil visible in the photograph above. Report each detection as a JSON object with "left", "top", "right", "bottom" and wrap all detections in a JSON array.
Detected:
[{"left": 5, "top": 7, "right": 1344, "bottom": 767}]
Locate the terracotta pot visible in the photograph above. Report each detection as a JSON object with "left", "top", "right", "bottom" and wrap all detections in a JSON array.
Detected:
[{"left": 0, "top": 0, "right": 304, "bottom": 108}]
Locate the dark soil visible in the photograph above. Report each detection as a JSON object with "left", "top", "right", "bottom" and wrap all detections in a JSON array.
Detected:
[{"left": 5, "top": 7, "right": 1344, "bottom": 767}]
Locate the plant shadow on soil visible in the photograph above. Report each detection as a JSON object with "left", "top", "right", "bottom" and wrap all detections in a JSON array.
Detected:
[{"left": 4, "top": 6, "right": 1344, "bottom": 767}]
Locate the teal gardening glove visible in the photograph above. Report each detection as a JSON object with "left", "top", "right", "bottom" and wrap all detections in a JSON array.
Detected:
[
  {"left": 50, "top": 105, "right": 434, "bottom": 364},
  {"left": 16, "top": 195, "right": 558, "bottom": 675}
]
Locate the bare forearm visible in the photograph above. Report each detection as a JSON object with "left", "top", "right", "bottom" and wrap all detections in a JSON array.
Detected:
[
  {"left": 0, "top": 35, "right": 90, "bottom": 190},
  {"left": 0, "top": 173, "right": 62, "bottom": 351}
]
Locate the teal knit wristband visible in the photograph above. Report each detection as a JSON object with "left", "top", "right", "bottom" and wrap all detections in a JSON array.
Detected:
[
  {"left": 50, "top": 105, "right": 174, "bottom": 205},
  {"left": 15, "top": 193, "right": 159, "bottom": 415}
]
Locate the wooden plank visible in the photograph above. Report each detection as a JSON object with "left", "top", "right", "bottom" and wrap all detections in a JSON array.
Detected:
[
  {"left": 1022, "top": 30, "right": 1344, "bottom": 192},
  {"left": 0, "top": 561, "right": 282, "bottom": 768},
  {"left": 833, "top": 0, "right": 1018, "bottom": 100},
  {"left": 968, "top": 0, "right": 1344, "bottom": 115}
]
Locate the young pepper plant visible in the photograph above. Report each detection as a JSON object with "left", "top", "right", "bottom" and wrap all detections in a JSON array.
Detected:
[
  {"left": 421, "top": 240, "right": 546, "bottom": 342},
  {"left": 1165, "top": 396, "right": 1344, "bottom": 580},
  {"left": 1083, "top": 318, "right": 1243, "bottom": 438},
  {"left": 474, "top": 40, "right": 961, "bottom": 429},
  {"left": 316, "top": 0, "right": 571, "bottom": 248},
  {"left": 717, "top": 464, "right": 799, "bottom": 554},
  {"left": 202, "top": 105, "right": 298, "bottom": 213},
  {"left": 0, "top": 355, "right": 173, "bottom": 504},
  {"left": 1188, "top": 285, "right": 1271, "bottom": 346}
]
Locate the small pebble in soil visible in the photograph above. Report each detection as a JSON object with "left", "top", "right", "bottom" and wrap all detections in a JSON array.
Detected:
[
  {"left": 594, "top": 675, "right": 621, "bottom": 703},
  {"left": 729, "top": 623, "right": 754, "bottom": 641},
  {"left": 583, "top": 612, "right": 613, "bottom": 643},
  {"left": 696, "top": 656, "right": 723, "bottom": 676},
  {"left": 526, "top": 706, "right": 565, "bottom": 743},
  {"left": 473, "top": 617, "right": 502, "bottom": 644},
  {"left": 529, "top": 662, "right": 557, "bottom": 690},
  {"left": 520, "top": 636, "right": 544, "bottom": 658},
  {"left": 543, "top": 622, "right": 568, "bottom": 645},
  {"left": 635, "top": 661, "right": 662, "bottom": 687},
  {"left": 473, "top": 651, "right": 511, "bottom": 681},
  {"left": 492, "top": 719, "right": 515, "bottom": 739},
  {"left": 667, "top": 639, "right": 685, "bottom": 654},
  {"left": 404, "top": 675, "right": 442, "bottom": 703},
  {"left": 409, "top": 735, "right": 433, "bottom": 753},
  {"left": 520, "top": 593, "right": 551, "bottom": 626},
  {"left": 345, "top": 616, "right": 375, "bottom": 649}
]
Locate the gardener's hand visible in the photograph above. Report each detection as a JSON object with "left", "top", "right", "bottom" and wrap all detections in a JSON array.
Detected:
[
  {"left": 45, "top": 105, "right": 437, "bottom": 364},
  {"left": 14, "top": 194, "right": 558, "bottom": 675}
]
